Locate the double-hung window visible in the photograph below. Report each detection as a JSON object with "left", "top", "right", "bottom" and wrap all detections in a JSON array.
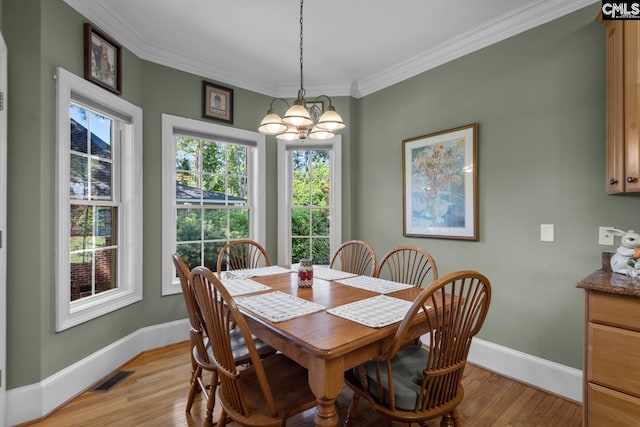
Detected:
[
  {"left": 56, "top": 67, "right": 143, "bottom": 331},
  {"left": 277, "top": 137, "right": 342, "bottom": 264},
  {"left": 161, "top": 114, "right": 265, "bottom": 295}
]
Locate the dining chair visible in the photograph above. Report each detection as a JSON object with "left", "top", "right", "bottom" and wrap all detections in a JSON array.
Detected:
[
  {"left": 344, "top": 270, "right": 492, "bottom": 427},
  {"left": 375, "top": 245, "right": 438, "bottom": 287},
  {"left": 216, "top": 239, "right": 272, "bottom": 273},
  {"left": 329, "top": 240, "right": 377, "bottom": 276},
  {"left": 190, "top": 265, "right": 318, "bottom": 426},
  {"left": 172, "top": 254, "right": 275, "bottom": 423}
]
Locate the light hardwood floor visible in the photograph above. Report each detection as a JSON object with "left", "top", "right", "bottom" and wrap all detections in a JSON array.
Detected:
[{"left": 20, "top": 341, "right": 582, "bottom": 427}]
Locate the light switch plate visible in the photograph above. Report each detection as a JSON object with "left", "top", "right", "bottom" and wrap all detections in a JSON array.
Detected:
[
  {"left": 599, "top": 226, "right": 614, "bottom": 245},
  {"left": 541, "top": 224, "right": 554, "bottom": 242}
]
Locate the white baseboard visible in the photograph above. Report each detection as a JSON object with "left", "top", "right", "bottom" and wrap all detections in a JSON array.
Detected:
[
  {"left": 6, "top": 319, "right": 189, "bottom": 426},
  {"left": 467, "top": 337, "right": 583, "bottom": 403},
  {"left": 7, "top": 323, "right": 582, "bottom": 425}
]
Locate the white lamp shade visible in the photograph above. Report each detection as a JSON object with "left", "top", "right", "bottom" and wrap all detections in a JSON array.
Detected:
[
  {"left": 258, "top": 113, "right": 288, "bottom": 135},
  {"left": 316, "top": 109, "right": 345, "bottom": 131},
  {"left": 276, "top": 125, "right": 299, "bottom": 141},
  {"left": 308, "top": 126, "right": 334, "bottom": 140},
  {"left": 283, "top": 103, "right": 314, "bottom": 127}
]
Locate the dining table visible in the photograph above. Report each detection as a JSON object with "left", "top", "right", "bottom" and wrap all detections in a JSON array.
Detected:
[{"left": 224, "top": 265, "right": 432, "bottom": 427}]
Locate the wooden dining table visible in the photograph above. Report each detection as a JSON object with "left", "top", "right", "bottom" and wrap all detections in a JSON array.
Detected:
[{"left": 240, "top": 269, "right": 427, "bottom": 427}]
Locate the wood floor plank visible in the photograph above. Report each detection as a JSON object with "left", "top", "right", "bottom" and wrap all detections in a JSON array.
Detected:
[{"left": 19, "top": 341, "right": 582, "bottom": 426}]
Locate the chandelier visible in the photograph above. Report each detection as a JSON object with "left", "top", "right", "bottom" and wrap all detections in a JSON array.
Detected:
[{"left": 258, "top": 0, "right": 345, "bottom": 141}]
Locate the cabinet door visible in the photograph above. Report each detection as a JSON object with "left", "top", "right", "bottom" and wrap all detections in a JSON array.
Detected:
[
  {"left": 606, "top": 20, "right": 625, "bottom": 194},
  {"left": 624, "top": 21, "right": 640, "bottom": 192}
]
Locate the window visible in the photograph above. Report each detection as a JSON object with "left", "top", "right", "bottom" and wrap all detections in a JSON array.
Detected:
[
  {"left": 162, "top": 114, "right": 265, "bottom": 295},
  {"left": 56, "top": 67, "right": 143, "bottom": 331},
  {"left": 277, "top": 137, "right": 342, "bottom": 264}
]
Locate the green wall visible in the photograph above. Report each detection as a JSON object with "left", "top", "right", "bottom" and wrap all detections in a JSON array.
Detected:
[
  {"left": 4, "top": 0, "right": 637, "bottom": 391},
  {"left": 355, "top": 3, "right": 640, "bottom": 369}
]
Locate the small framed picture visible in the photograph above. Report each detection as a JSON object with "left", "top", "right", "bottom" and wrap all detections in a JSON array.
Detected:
[
  {"left": 83, "top": 23, "right": 122, "bottom": 95},
  {"left": 202, "top": 81, "right": 234, "bottom": 124}
]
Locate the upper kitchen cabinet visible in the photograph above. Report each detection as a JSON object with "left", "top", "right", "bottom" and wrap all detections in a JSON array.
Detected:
[{"left": 603, "top": 19, "right": 640, "bottom": 194}]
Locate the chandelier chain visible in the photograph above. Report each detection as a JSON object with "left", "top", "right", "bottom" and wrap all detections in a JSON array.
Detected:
[{"left": 299, "top": 0, "right": 304, "bottom": 99}]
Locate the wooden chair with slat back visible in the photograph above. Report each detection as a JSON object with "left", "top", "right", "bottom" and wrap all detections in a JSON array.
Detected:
[
  {"left": 190, "top": 266, "right": 317, "bottom": 427},
  {"left": 329, "top": 240, "right": 377, "bottom": 276},
  {"left": 344, "top": 270, "right": 492, "bottom": 427},
  {"left": 172, "top": 254, "right": 274, "bottom": 424},
  {"left": 375, "top": 245, "right": 438, "bottom": 287},
  {"left": 216, "top": 239, "right": 272, "bottom": 274}
]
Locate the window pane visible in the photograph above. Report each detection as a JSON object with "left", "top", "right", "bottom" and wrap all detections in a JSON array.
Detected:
[
  {"left": 312, "top": 238, "right": 330, "bottom": 265},
  {"left": 312, "top": 208, "right": 330, "bottom": 235},
  {"left": 204, "top": 209, "right": 227, "bottom": 240},
  {"left": 176, "top": 137, "right": 199, "bottom": 173},
  {"left": 291, "top": 208, "right": 310, "bottom": 236},
  {"left": 70, "top": 154, "right": 88, "bottom": 199},
  {"left": 292, "top": 237, "right": 310, "bottom": 263},
  {"left": 228, "top": 176, "right": 247, "bottom": 199},
  {"left": 70, "top": 104, "right": 88, "bottom": 154},
  {"left": 71, "top": 250, "right": 93, "bottom": 301},
  {"left": 95, "top": 248, "right": 117, "bottom": 295},
  {"left": 293, "top": 170, "right": 311, "bottom": 206},
  {"left": 311, "top": 176, "right": 330, "bottom": 207},
  {"left": 91, "top": 158, "right": 112, "bottom": 200},
  {"left": 71, "top": 205, "right": 95, "bottom": 248},
  {"left": 90, "top": 111, "right": 112, "bottom": 159},
  {"left": 176, "top": 242, "right": 201, "bottom": 271},
  {"left": 204, "top": 241, "right": 224, "bottom": 271},
  {"left": 229, "top": 209, "right": 249, "bottom": 238},
  {"left": 203, "top": 173, "right": 225, "bottom": 195},
  {"left": 95, "top": 207, "right": 117, "bottom": 247},
  {"left": 176, "top": 208, "right": 202, "bottom": 242},
  {"left": 228, "top": 145, "right": 246, "bottom": 175},
  {"left": 202, "top": 140, "right": 225, "bottom": 173}
]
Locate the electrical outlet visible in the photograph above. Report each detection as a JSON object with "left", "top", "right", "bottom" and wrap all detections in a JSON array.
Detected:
[
  {"left": 541, "top": 224, "right": 554, "bottom": 242},
  {"left": 599, "top": 226, "right": 614, "bottom": 245}
]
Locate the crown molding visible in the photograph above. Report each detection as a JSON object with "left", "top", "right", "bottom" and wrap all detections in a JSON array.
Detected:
[{"left": 63, "top": 0, "right": 598, "bottom": 99}]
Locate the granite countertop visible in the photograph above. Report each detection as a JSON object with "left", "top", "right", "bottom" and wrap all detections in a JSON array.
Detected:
[
  {"left": 577, "top": 269, "right": 640, "bottom": 297},
  {"left": 577, "top": 252, "right": 640, "bottom": 296}
]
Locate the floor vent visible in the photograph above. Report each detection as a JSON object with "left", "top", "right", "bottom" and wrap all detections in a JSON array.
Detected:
[{"left": 91, "top": 370, "right": 134, "bottom": 393}]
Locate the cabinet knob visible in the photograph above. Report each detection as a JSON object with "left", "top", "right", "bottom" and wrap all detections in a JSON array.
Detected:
[
  {"left": 610, "top": 178, "right": 618, "bottom": 185},
  {"left": 627, "top": 177, "right": 636, "bottom": 183}
]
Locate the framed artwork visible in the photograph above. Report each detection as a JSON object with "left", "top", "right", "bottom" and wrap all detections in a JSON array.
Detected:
[
  {"left": 83, "top": 23, "right": 122, "bottom": 95},
  {"left": 202, "top": 81, "right": 234, "bottom": 123},
  {"left": 305, "top": 100, "right": 324, "bottom": 123},
  {"left": 402, "top": 123, "right": 478, "bottom": 240}
]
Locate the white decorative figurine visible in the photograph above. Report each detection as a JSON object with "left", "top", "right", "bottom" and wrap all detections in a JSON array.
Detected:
[{"left": 609, "top": 228, "right": 640, "bottom": 275}]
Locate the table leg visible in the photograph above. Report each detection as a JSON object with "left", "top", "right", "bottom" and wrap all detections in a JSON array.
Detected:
[{"left": 308, "top": 357, "right": 344, "bottom": 427}]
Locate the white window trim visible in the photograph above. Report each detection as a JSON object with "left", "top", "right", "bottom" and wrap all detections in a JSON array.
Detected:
[
  {"left": 161, "top": 114, "right": 266, "bottom": 295},
  {"left": 55, "top": 67, "right": 143, "bottom": 331},
  {"left": 276, "top": 136, "right": 342, "bottom": 265}
]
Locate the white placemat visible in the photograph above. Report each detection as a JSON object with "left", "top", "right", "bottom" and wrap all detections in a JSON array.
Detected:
[
  {"left": 336, "top": 275, "right": 413, "bottom": 294},
  {"left": 327, "top": 295, "right": 423, "bottom": 328},
  {"left": 313, "top": 266, "right": 358, "bottom": 281},
  {"left": 223, "top": 265, "right": 294, "bottom": 278},
  {"left": 235, "top": 291, "right": 326, "bottom": 322},
  {"left": 219, "top": 278, "right": 271, "bottom": 296}
]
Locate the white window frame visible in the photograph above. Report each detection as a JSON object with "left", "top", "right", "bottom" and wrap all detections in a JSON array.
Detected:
[
  {"left": 55, "top": 67, "right": 143, "bottom": 331},
  {"left": 277, "top": 136, "right": 342, "bottom": 264},
  {"left": 161, "top": 114, "right": 266, "bottom": 295}
]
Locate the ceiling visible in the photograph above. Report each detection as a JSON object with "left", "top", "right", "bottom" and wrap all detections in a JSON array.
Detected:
[{"left": 62, "top": 0, "right": 597, "bottom": 98}]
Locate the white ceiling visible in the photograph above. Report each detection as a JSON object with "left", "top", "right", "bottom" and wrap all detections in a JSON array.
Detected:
[{"left": 63, "top": 0, "right": 597, "bottom": 98}]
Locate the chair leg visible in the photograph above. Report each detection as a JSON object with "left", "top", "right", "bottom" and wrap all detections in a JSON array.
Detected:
[
  {"left": 205, "top": 369, "right": 219, "bottom": 424},
  {"left": 440, "top": 409, "right": 460, "bottom": 427},
  {"left": 344, "top": 395, "right": 360, "bottom": 426},
  {"left": 186, "top": 365, "right": 202, "bottom": 412}
]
